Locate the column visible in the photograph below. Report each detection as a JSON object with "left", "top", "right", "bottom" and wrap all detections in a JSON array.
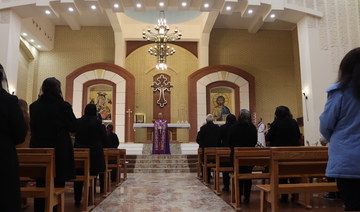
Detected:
[{"left": 0, "top": 9, "right": 22, "bottom": 92}]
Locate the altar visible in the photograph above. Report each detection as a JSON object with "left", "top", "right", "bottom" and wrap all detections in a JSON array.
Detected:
[{"left": 133, "top": 123, "right": 191, "bottom": 142}]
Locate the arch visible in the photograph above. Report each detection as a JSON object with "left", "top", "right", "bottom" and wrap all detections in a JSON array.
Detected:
[
  {"left": 188, "top": 65, "right": 256, "bottom": 141},
  {"left": 66, "top": 63, "right": 135, "bottom": 142}
]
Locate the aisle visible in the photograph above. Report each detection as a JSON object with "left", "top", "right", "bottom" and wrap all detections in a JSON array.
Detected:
[{"left": 93, "top": 173, "right": 235, "bottom": 212}]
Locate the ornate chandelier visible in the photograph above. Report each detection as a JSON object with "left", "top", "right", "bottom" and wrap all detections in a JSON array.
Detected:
[{"left": 142, "top": 11, "right": 182, "bottom": 70}]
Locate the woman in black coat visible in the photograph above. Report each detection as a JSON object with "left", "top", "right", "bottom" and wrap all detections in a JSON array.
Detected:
[
  {"left": 74, "top": 104, "right": 106, "bottom": 204},
  {"left": 0, "top": 65, "right": 27, "bottom": 212},
  {"left": 228, "top": 109, "right": 257, "bottom": 203},
  {"left": 30, "top": 77, "right": 77, "bottom": 211}
]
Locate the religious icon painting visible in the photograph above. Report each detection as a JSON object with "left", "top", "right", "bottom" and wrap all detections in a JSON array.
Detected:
[
  {"left": 135, "top": 113, "right": 145, "bottom": 123},
  {"left": 88, "top": 84, "right": 113, "bottom": 122},
  {"left": 210, "top": 86, "right": 234, "bottom": 121}
]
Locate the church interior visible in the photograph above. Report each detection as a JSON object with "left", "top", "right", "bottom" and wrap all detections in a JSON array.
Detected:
[{"left": 1, "top": 0, "right": 359, "bottom": 211}]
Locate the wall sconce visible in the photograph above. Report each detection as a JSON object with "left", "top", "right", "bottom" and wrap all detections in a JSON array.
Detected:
[
  {"left": 9, "top": 87, "right": 16, "bottom": 95},
  {"left": 302, "top": 88, "right": 309, "bottom": 121},
  {"left": 302, "top": 89, "right": 308, "bottom": 100}
]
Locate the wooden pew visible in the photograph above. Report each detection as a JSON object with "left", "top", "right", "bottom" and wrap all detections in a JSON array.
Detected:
[
  {"left": 17, "top": 148, "right": 68, "bottom": 212},
  {"left": 119, "top": 149, "right": 127, "bottom": 181},
  {"left": 257, "top": 146, "right": 337, "bottom": 212},
  {"left": 230, "top": 147, "right": 271, "bottom": 210},
  {"left": 196, "top": 148, "right": 203, "bottom": 180},
  {"left": 100, "top": 150, "right": 112, "bottom": 196},
  {"left": 70, "top": 148, "right": 95, "bottom": 212},
  {"left": 202, "top": 147, "right": 228, "bottom": 185},
  {"left": 104, "top": 148, "right": 122, "bottom": 186},
  {"left": 212, "top": 148, "right": 232, "bottom": 195}
]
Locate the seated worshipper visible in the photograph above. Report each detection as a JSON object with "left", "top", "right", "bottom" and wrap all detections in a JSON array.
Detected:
[
  {"left": 152, "top": 112, "right": 170, "bottom": 154},
  {"left": 30, "top": 77, "right": 77, "bottom": 212},
  {"left": 196, "top": 114, "right": 221, "bottom": 180},
  {"left": 0, "top": 64, "right": 27, "bottom": 212},
  {"left": 104, "top": 124, "right": 119, "bottom": 148},
  {"left": 74, "top": 104, "right": 106, "bottom": 205},
  {"left": 104, "top": 124, "right": 120, "bottom": 182},
  {"left": 219, "top": 114, "right": 236, "bottom": 192},
  {"left": 265, "top": 105, "right": 301, "bottom": 202},
  {"left": 228, "top": 109, "right": 257, "bottom": 203}
]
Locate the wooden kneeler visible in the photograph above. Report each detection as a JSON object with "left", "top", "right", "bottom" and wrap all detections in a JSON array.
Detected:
[
  {"left": 71, "top": 148, "right": 96, "bottom": 212},
  {"left": 17, "top": 148, "right": 68, "bottom": 212},
  {"left": 100, "top": 151, "right": 112, "bottom": 196}
]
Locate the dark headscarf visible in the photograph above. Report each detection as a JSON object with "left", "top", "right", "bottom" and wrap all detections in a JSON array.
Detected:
[
  {"left": 0, "top": 64, "right": 9, "bottom": 92},
  {"left": 84, "top": 104, "right": 97, "bottom": 116},
  {"left": 225, "top": 114, "right": 236, "bottom": 126},
  {"left": 275, "top": 106, "right": 293, "bottom": 120}
]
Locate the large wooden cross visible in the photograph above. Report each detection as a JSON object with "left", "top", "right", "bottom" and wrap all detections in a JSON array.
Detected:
[{"left": 151, "top": 74, "right": 173, "bottom": 108}]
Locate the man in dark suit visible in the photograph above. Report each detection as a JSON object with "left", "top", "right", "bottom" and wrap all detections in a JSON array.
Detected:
[{"left": 0, "top": 64, "right": 27, "bottom": 212}]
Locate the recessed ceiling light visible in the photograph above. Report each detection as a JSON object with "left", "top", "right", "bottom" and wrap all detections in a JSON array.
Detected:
[
  {"left": 45, "top": 10, "right": 51, "bottom": 15},
  {"left": 204, "top": 3, "right": 209, "bottom": 8},
  {"left": 181, "top": 2, "right": 187, "bottom": 7},
  {"left": 270, "top": 14, "right": 276, "bottom": 18},
  {"left": 248, "top": 9, "right": 253, "bottom": 14},
  {"left": 22, "top": 33, "right": 28, "bottom": 36},
  {"left": 91, "top": 5, "right": 97, "bottom": 10},
  {"left": 37, "top": 45, "right": 41, "bottom": 48},
  {"left": 30, "top": 39, "right": 35, "bottom": 43},
  {"left": 68, "top": 7, "right": 74, "bottom": 12},
  {"left": 159, "top": 2, "right": 164, "bottom": 7},
  {"left": 136, "top": 3, "right": 141, "bottom": 8},
  {"left": 114, "top": 3, "right": 119, "bottom": 8},
  {"left": 226, "top": 6, "right": 231, "bottom": 11}
]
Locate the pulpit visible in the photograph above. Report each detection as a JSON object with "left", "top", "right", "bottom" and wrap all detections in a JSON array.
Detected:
[{"left": 133, "top": 123, "right": 190, "bottom": 142}]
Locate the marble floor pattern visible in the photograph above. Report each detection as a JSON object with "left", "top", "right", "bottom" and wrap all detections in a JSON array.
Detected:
[{"left": 92, "top": 173, "right": 235, "bottom": 212}]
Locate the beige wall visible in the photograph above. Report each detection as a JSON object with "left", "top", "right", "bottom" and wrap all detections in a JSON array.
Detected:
[
  {"left": 34, "top": 26, "right": 115, "bottom": 98},
  {"left": 209, "top": 28, "right": 302, "bottom": 126},
  {"left": 125, "top": 44, "right": 198, "bottom": 142}
]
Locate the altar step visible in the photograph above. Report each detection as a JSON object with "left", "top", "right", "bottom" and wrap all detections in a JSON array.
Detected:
[{"left": 126, "top": 154, "right": 198, "bottom": 173}]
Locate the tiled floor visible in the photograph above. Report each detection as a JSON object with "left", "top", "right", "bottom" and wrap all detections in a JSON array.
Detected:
[{"left": 22, "top": 173, "right": 345, "bottom": 212}]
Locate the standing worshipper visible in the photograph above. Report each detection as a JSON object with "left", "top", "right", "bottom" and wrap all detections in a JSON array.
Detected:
[
  {"left": 265, "top": 105, "right": 300, "bottom": 202},
  {"left": 74, "top": 104, "right": 106, "bottom": 205},
  {"left": 257, "top": 118, "right": 266, "bottom": 147},
  {"left": 228, "top": 109, "right": 257, "bottom": 203},
  {"left": 0, "top": 64, "right": 27, "bottom": 212},
  {"left": 219, "top": 114, "right": 236, "bottom": 192},
  {"left": 30, "top": 77, "right": 77, "bottom": 212},
  {"left": 152, "top": 112, "right": 170, "bottom": 154},
  {"left": 320, "top": 47, "right": 360, "bottom": 211}
]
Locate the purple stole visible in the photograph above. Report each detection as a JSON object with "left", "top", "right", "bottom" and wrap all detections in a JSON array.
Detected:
[{"left": 152, "top": 119, "right": 170, "bottom": 154}]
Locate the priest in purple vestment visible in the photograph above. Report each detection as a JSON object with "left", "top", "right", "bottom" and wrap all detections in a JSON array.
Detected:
[{"left": 152, "top": 112, "right": 171, "bottom": 154}]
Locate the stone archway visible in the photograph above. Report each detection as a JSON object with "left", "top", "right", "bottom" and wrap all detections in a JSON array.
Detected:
[
  {"left": 65, "top": 63, "right": 135, "bottom": 142},
  {"left": 188, "top": 65, "right": 255, "bottom": 141}
]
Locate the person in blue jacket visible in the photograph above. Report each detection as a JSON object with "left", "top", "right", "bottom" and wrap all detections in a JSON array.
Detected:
[{"left": 320, "top": 47, "right": 360, "bottom": 211}]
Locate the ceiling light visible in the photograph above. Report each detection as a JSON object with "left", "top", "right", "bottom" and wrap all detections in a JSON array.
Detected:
[
  {"left": 37, "top": 45, "right": 41, "bottom": 48},
  {"left": 248, "top": 9, "right": 253, "bottom": 14},
  {"left": 226, "top": 6, "right": 231, "bottom": 11},
  {"left": 91, "top": 5, "right": 97, "bottom": 10},
  {"left": 136, "top": 3, "right": 141, "bottom": 8},
  {"left": 181, "top": 2, "right": 187, "bottom": 7},
  {"left": 114, "top": 3, "right": 119, "bottom": 8},
  {"left": 159, "top": 2, "right": 164, "bottom": 7},
  {"left": 270, "top": 14, "right": 276, "bottom": 18},
  {"left": 204, "top": 3, "right": 209, "bottom": 8},
  {"left": 68, "top": 7, "right": 74, "bottom": 12},
  {"left": 45, "top": 10, "right": 51, "bottom": 15},
  {"left": 22, "top": 33, "right": 28, "bottom": 36},
  {"left": 30, "top": 39, "right": 35, "bottom": 43}
]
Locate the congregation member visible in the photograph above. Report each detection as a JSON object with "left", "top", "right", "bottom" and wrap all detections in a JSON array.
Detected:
[
  {"left": 320, "top": 47, "right": 360, "bottom": 211},
  {"left": 196, "top": 114, "right": 221, "bottom": 179},
  {"left": 30, "top": 77, "right": 77, "bottom": 211},
  {"left": 227, "top": 109, "right": 257, "bottom": 203},
  {"left": 219, "top": 113, "right": 236, "bottom": 191},
  {"left": 265, "top": 105, "right": 301, "bottom": 202},
  {"left": 104, "top": 124, "right": 119, "bottom": 148},
  {"left": 74, "top": 103, "right": 106, "bottom": 205},
  {"left": 16, "top": 99, "right": 30, "bottom": 148},
  {"left": 0, "top": 64, "right": 27, "bottom": 212}
]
